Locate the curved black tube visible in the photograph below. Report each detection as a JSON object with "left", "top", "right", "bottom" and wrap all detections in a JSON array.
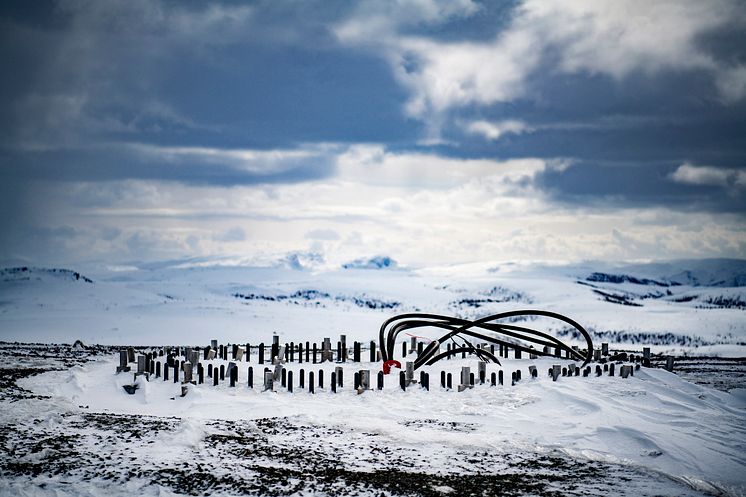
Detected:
[{"left": 379, "top": 310, "right": 593, "bottom": 369}]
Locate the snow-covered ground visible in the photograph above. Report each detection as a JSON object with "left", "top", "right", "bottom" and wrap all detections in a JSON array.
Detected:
[{"left": 0, "top": 258, "right": 744, "bottom": 496}]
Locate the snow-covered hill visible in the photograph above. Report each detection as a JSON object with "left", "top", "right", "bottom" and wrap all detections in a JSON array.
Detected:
[{"left": 0, "top": 258, "right": 743, "bottom": 355}]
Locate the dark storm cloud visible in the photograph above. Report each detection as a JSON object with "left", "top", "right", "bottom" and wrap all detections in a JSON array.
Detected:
[{"left": 535, "top": 160, "right": 746, "bottom": 213}]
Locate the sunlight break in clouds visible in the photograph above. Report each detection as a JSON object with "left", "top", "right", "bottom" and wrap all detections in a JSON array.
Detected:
[{"left": 16, "top": 145, "right": 743, "bottom": 267}]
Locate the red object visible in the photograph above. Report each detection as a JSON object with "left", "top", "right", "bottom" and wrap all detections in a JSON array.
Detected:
[{"left": 383, "top": 360, "right": 401, "bottom": 374}]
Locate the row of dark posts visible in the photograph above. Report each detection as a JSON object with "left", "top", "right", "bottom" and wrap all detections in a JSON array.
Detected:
[
  {"left": 118, "top": 339, "right": 654, "bottom": 396},
  {"left": 120, "top": 340, "right": 661, "bottom": 371},
  {"left": 124, "top": 353, "right": 643, "bottom": 395},
  {"left": 199, "top": 337, "right": 381, "bottom": 365}
]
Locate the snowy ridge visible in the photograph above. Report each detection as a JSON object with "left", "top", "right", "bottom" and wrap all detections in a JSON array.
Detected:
[
  {"left": 0, "top": 266, "right": 93, "bottom": 283},
  {"left": 232, "top": 289, "right": 402, "bottom": 310},
  {"left": 577, "top": 259, "right": 746, "bottom": 288},
  {"left": 342, "top": 255, "right": 398, "bottom": 270}
]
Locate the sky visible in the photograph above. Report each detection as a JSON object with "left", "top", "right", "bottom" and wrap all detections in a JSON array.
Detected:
[{"left": 1, "top": 0, "right": 745, "bottom": 268}]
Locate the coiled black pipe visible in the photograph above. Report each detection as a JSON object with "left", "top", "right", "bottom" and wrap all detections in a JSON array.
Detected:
[{"left": 379, "top": 310, "right": 593, "bottom": 370}]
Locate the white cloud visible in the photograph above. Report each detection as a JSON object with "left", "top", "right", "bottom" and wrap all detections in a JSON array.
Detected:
[
  {"left": 334, "top": 0, "right": 479, "bottom": 42},
  {"left": 464, "top": 120, "right": 533, "bottom": 141},
  {"left": 670, "top": 163, "right": 746, "bottom": 189},
  {"left": 19, "top": 145, "right": 745, "bottom": 265},
  {"left": 335, "top": 144, "right": 546, "bottom": 188},
  {"left": 716, "top": 65, "right": 746, "bottom": 103},
  {"left": 130, "top": 143, "right": 336, "bottom": 175},
  {"left": 336, "top": 0, "right": 746, "bottom": 124}
]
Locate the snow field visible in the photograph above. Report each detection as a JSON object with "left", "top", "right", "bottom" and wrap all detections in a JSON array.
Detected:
[{"left": 17, "top": 351, "right": 746, "bottom": 496}]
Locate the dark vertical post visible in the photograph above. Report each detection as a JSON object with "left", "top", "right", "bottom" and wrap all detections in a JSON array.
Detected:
[
  {"left": 441, "top": 371, "right": 446, "bottom": 388},
  {"left": 213, "top": 370, "right": 218, "bottom": 386},
  {"left": 498, "top": 370, "right": 503, "bottom": 386},
  {"left": 246, "top": 343, "right": 251, "bottom": 362},
  {"left": 354, "top": 342, "right": 361, "bottom": 362},
  {"left": 164, "top": 364, "right": 169, "bottom": 381},
  {"left": 400, "top": 371, "right": 406, "bottom": 391},
  {"left": 248, "top": 367, "right": 253, "bottom": 388},
  {"left": 289, "top": 342, "right": 295, "bottom": 362},
  {"left": 353, "top": 372, "right": 359, "bottom": 389},
  {"left": 258, "top": 343, "right": 265, "bottom": 364},
  {"left": 318, "top": 369, "right": 324, "bottom": 389},
  {"left": 309, "top": 372, "right": 315, "bottom": 393},
  {"left": 208, "top": 363, "right": 213, "bottom": 378},
  {"left": 312, "top": 343, "right": 318, "bottom": 364},
  {"left": 220, "top": 365, "right": 225, "bottom": 380},
  {"left": 402, "top": 342, "right": 407, "bottom": 358},
  {"left": 198, "top": 364, "right": 203, "bottom": 384},
  {"left": 156, "top": 361, "right": 161, "bottom": 378},
  {"left": 298, "top": 343, "right": 303, "bottom": 364},
  {"left": 370, "top": 341, "right": 376, "bottom": 362},
  {"left": 331, "top": 372, "right": 337, "bottom": 393},
  {"left": 469, "top": 372, "right": 475, "bottom": 386},
  {"left": 230, "top": 366, "right": 237, "bottom": 387},
  {"left": 665, "top": 356, "right": 675, "bottom": 372},
  {"left": 490, "top": 372, "right": 496, "bottom": 386},
  {"left": 281, "top": 368, "right": 287, "bottom": 388},
  {"left": 288, "top": 371, "right": 293, "bottom": 392},
  {"left": 173, "top": 365, "right": 179, "bottom": 383},
  {"left": 446, "top": 373, "right": 452, "bottom": 389},
  {"left": 417, "top": 342, "right": 423, "bottom": 357},
  {"left": 305, "top": 341, "right": 310, "bottom": 362},
  {"left": 300, "top": 368, "right": 305, "bottom": 388},
  {"left": 271, "top": 343, "right": 279, "bottom": 363},
  {"left": 377, "top": 371, "right": 384, "bottom": 390},
  {"left": 337, "top": 341, "right": 342, "bottom": 362}
]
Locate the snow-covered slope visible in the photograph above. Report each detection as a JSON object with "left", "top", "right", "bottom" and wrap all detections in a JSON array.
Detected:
[{"left": 13, "top": 351, "right": 746, "bottom": 496}]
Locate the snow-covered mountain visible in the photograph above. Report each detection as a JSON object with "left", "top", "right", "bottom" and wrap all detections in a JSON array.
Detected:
[{"left": 0, "top": 258, "right": 743, "bottom": 355}]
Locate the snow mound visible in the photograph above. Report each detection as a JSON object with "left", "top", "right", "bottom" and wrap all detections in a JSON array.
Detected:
[{"left": 18, "top": 356, "right": 746, "bottom": 495}]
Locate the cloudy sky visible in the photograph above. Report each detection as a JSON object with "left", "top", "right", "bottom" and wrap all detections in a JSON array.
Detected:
[{"left": 1, "top": 0, "right": 745, "bottom": 267}]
